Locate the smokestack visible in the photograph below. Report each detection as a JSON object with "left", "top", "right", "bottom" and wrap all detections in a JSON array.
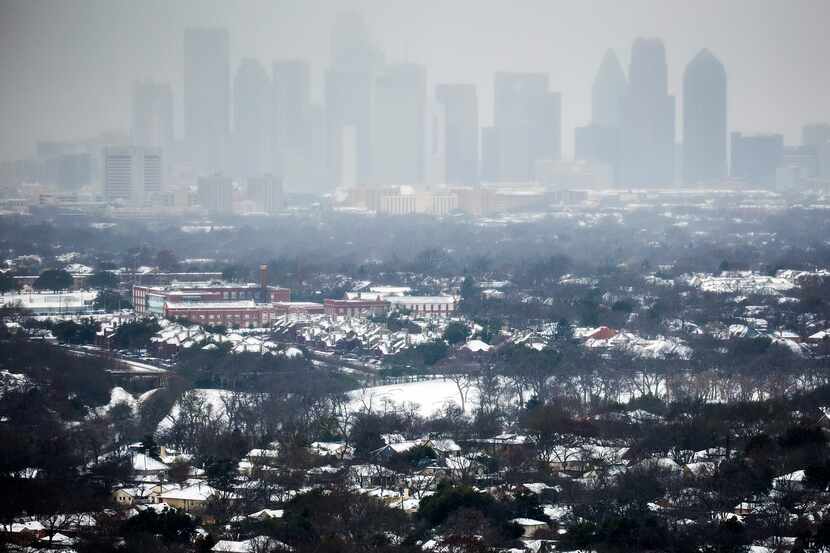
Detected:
[{"left": 259, "top": 264, "right": 268, "bottom": 289}]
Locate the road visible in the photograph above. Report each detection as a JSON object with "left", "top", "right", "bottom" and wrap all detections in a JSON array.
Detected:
[{"left": 61, "top": 344, "right": 169, "bottom": 374}]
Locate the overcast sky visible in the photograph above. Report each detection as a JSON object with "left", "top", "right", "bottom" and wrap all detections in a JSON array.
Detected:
[{"left": 1, "top": 0, "right": 828, "bottom": 162}]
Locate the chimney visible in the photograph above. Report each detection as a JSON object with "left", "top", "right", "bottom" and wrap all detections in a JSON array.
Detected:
[{"left": 259, "top": 265, "right": 268, "bottom": 289}]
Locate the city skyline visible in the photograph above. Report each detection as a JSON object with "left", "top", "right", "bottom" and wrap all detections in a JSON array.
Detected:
[{"left": 1, "top": 0, "right": 829, "bottom": 164}]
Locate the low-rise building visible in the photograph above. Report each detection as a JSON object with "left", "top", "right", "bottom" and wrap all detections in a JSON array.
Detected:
[
  {"left": 1, "top": 291, "right": 98, "bottom": 315},
  {"left": 324, "top": 298, "right": 388, "bottom": 318},
  {"left": 386, "top": 295, "right": 457, "bottom": 315}
]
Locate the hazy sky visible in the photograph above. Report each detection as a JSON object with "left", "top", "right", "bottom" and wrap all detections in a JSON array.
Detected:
[{"left": 1, "top": 0, "right": 828, "bottom": 162}]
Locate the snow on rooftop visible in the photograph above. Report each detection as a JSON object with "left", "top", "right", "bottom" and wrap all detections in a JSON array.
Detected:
[{"left": 462, "top": 339, "right": 492, "bottom": 353}]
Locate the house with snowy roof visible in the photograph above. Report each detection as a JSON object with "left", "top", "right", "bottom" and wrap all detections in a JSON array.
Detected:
[{"left": 159, "top": 482, "right": 230, "bottom": 512}]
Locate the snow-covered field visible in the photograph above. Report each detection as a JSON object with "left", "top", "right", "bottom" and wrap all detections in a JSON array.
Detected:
[
  {"left": 94, "top": 386, "right": 160, "bottom": 417},
  {"left": 348, "top": 379, "right": 477, "bottom": 417}
]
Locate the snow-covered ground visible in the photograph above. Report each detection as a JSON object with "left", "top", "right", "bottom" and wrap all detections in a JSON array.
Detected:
[
  {"left": 94, "top": 386, "right": 161, "bottom": 417},
  {"left": 348, "top": 379, "right": 478, "bottom": 417},
  {"left": 0, "top": 370, "right": 32, "bottom": 398}
]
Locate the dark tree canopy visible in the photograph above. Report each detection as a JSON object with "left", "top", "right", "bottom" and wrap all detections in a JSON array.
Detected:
[{"left": 33, "top": 269, "right": 73, "bottom": 291}]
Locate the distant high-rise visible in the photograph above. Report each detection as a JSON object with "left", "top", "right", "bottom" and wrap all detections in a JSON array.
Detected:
[
  {"left": 493, "top": 72, "right": 561, "bottom": 182},
  {"left": 731, "top": 132, "right": 783, "bottom": 187},
  {"left": 273, "top": 60, "right": 312, "bottom": 190},
  {"left": 197, "top": 174, "right": 233, "bottom": 213},
  {"left": 247, "top": 175, "right": 284, "bottom": 214},
  {"left": 103, "top": 146, "right": 163, "bottom": 205},
  {"left": 682, "top": 49, "right": 727, "bottom": 185},
  {"left": 592, "top": 49, "right": 627, "bottom": 128},
  {"left": 620, "top": 38, "right": 676, "bottom": 187},
  {"left": 326, "top": 12, "right": 383, "bottom": 188},
  {"left": 184, "top": 28, "right": 230, "bottom": 174},
  {"left": 436, "top": 84, "right": 479, "bottom": 185},
  {"left": 802, "top": 124, "right": 830, "bottom": 179},
  {"left": 233, "top": 59, "right": 270, "bottom": 178},
  {"left": 131, "top": 81, "right": 174, "bottom": 153},
  {"left": 576, "top": 50, "right": 627, "bottom": 185},
  {"left": 370, "top": 63, "right": 426, "bottom": 186},
  {"left": 330, "top": 11, "right": 382, "bottom": 71},
  {"left": 802, "top": 124, "right": 830, "bottom": 148},
  {"left": 574, "top": 124, "right": 619, "bottom": 181}
]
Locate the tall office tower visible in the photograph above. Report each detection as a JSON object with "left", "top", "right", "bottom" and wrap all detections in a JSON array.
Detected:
[
  {"left": 620, "top": 38, "right": 676, "bottom": 187},
  {"left": 273, "top": 60, "right": 312, "bottom": 190},
  {"left": 103, "top": 146, "right": 163, "bottom": 205},
  {"left": 131, "top": 81, "right": 174, "bottom": 152},
  {"left": 592, "top": 49, "right": 627, "bottom": 128},
  {"left": 436, "top": 84, "right": 479, "bottom": 185},
  {"left": 578, "top": 49, "right": 627, "bottom": 185},
  {"left": 232, "top": 58, "right": 270, "bottom": 178},
  {"left": 197, "top": 174, "right": 233, "bottom": 213},
  {"left": 183, "top": 28, "right": 230, "bottom": 175},
  {"left": 493, "top": 72, "right": 562, "bottom": 182},
  {"left": 682, "top": 49, "right": 727, "bottom": 186},
  {"left": 370, "top": 63, "right": 426, "bottom": 186},
  {"left": 731, "top": 132, "right": 784, "bottom": 187},
  {"left": 326, "top": 12, "right": 383, "bottom": 188},
  {"left": 247, "top": 175, "right": 285, "bottom": 214}
]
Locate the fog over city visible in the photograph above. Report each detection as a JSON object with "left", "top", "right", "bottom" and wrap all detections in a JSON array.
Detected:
[
  {"left": 1, "top": 0, "right": 829, "bottom": 161},
  {"left": 3, "top": 2, "right": 830, "bottom": 553}
]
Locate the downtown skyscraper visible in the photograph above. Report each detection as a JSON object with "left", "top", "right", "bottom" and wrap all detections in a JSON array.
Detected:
[
  {"left": 575, "top": 49, "right": 627, "bottom": 185},
  {"left": 592, "top": 49, "right": 627, "bottom": 129},
  {"left": 325, "top": 12, "right": 382, "bottom": 188},
  {"left": 273, "top": 60, "right": 313, "bottom": 191},
  {"left": 620, "top": 38, "right": 676, "bottom": 187},
  {"left": 184, "top": 28, "right": 230, "bottom": 175},
  {"left": 370, "top": 63, "right": 426, "bottom": 186},
  {"left": 131, "top": 81, "right": 174, "bottom": 153},
  {"left": 435, "top": 84, "right": 479, "bottom": 185},
  {"left": 682, "top": 49, "right": 727, "bottom": 185},
  {"left": 491, "top": 72, "right": 561, "bottom": 182},
  {"left": 232, "top": 58, "right": 270, "bottom": 178}
]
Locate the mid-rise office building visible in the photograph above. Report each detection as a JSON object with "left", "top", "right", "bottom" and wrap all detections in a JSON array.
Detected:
[
  {"left": 574, "top": 124, "right": 620, "bottom": 184},
  {"left": 730, "top": 132, "right": 784, "bottom": 187},
  {"left": 247, "top": 175, "right": 285, "bottom": 214},
  {"left": 197, "top": 175, "right": 233, "bottom": 213},
  {"left": 103, "top": 146, "right": 163, "bottom": 205}
]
